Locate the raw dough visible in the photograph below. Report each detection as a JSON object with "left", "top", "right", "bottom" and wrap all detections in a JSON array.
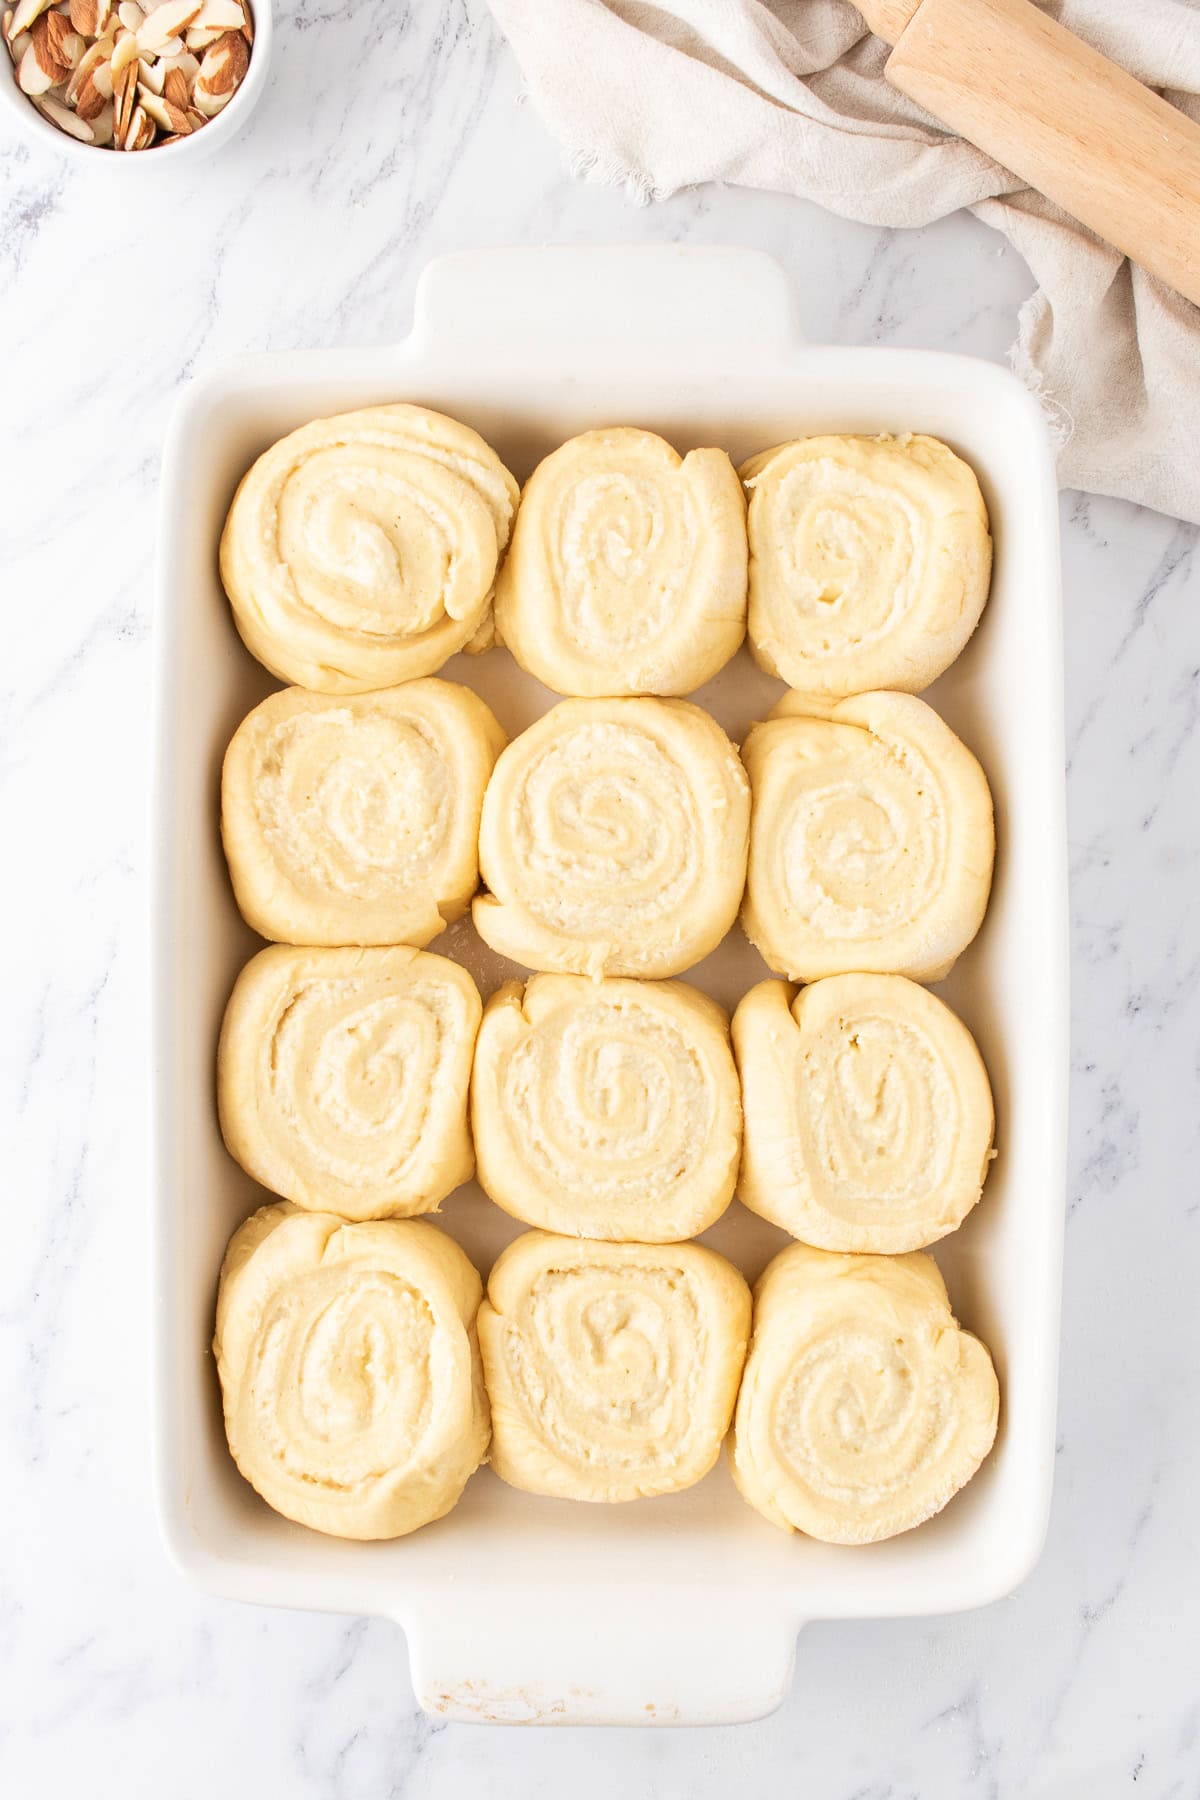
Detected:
[
  {"left": 495, "top": 426, "right": 746, "bottom": 695},
  {"left": 471, "top": 972, "right": 740, "bottom": 1241},
  {"left": 732, "top": 975, "right": 994, "bottom": 1252},
  {"left": 473, "top": 696, "right": 750, "bottom": 977},
  {"left": 478, "top": 1230, "right": 751, "bottom": 1501},
  {"left": 741, "top": 433, "right": 991, "bottom": 699},
  {"left": 741, "top": 690, "right": 994, "bottom": 982},
  {"left": 218, "top": 944, "right": 482, "bottom": 1221},
  {"left": 220, "top": 403, "right": 519, "bottom": 692},
  {"left": 730, "top": 1242, "right": 999, "bottom": 1543},
  {"left": 221, "top": 678, "right": 505, "bottom": 946},
  {"left": 214, "top": 1204, "right": 489, "bottom": 1539}
]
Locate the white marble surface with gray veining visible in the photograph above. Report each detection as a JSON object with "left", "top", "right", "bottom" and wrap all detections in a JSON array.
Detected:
[{"left": 2, "top": 2, "right": 1199, "bottom": 1794}]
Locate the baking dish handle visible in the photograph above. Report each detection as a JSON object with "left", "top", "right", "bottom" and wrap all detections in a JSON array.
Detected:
[
  {"left": 408, "top": 246, "right": 803, "bottom": 360},
  {"left": 405, "top": 1603, "right": 799, "bottom": 1726}
]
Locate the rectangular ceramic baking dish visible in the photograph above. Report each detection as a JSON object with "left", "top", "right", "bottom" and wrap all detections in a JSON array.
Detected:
[{"left": 153, "top": 245, "right": 1067, "bottom": 1727}]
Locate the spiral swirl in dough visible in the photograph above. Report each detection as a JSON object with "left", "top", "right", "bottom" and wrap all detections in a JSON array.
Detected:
[
  {"left": 494, "top": 427, "right": 747, "bottom": 696},
  {"left": 730, "top": 1243, "right": 998, "bottom": 1543},
  {"left": 221, "top": 678, "right": 505, "bottom": 947},
  {"left": 479, "top": 1231, "right": 751, "bottom": 1502},
  {"left": 218, "top": 945, "right": 482, "bottom": 1222},
  {"left": 732, "top": 976, "right": 994, "bottom": 1252},
  {"left": 219, "top": 404, "right": 520, "bottom": 693},
  {"left": 473, "top": 697, "right": 750, "bottom": 978},
  {"left": 471, "top": 974, "right": 741, "bottom": 1241},
  {"left": 214, "top": 1205, "right": 489, "bottom": 1539},
  {"left": 741, "top": 690, "right": 994, "bottom": 983},
  {"left": 741, "top": 433, "right": 991, "bottom": 700}
]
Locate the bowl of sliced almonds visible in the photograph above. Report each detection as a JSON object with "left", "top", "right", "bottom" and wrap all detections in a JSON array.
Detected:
[{"left": 1, "top": 0, "right": 269, "bottom": 159}]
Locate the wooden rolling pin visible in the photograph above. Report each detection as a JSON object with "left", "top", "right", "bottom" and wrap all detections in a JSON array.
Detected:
[{"left": 860, "top": 0, "right": 1200, "bottom": 306}]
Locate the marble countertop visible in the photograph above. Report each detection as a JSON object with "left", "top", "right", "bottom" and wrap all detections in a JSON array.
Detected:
[{"left": 4, "top": 1, "right": 1198, "bottom": 1793}]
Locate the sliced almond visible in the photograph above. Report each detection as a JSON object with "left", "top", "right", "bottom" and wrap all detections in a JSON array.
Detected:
[
  {"left": 8, "top": 28, "right": 31, "bottom": 60},
  {"left": 37, "top": 90, "right": 95, "bottom": 139},
  {"left": 119, "top": 70, "right": 139, "bottom": 137},
  {"left": 2, "top": 9, "right": 12, "bottom": 44},
  {"left": 161, "top": 58, "right": 188, "bottom": 105},
  {"left": 89, "top": 96, "right": 113, "bottom": 141},
  {"left": 112, "top": 49, "right": 136, "bottom": 133},
  {"left": 196, "top": 25, "right": 241, "bottom": 96},
  {"left": 137, "top": 81, "right": 168, "bottom": 124},
  {"left": 191, "top": 0, "right": 241, "bottom": 24},
  {"left": 114, "top": 83, "right": 135, "bottom": 142},
  {"left": 134, "top": 0, "right": 197, "bottom": 52},
  {"left": 44, "top": 6, "right": 78, "bottom": 57},
  {"left": 73, "top": 71, "right": 107, "bottom": 118},
  {"left": 182, "top": 21, "right": 216, "bottom": 47},
  {"left": 17, "top": 38, "right": 53, "bottom": 87},
  {"left": 127, "top": 99, "right": 154, "bottom": 146},
  {"left": 191, "top": 75, "right": 230, "bottom": 114},
  {"left": 30, "top": 12, "right": 72, "bottom": 76},
  {"left": 135, "top": 49, "right": 161, "bottom": 88},
  {"left": 108, "top": 23, "right": 136, "bottom": 73},
  {"left": 116, "top": 0, "right": 141, "bottom": 27},
  {"left": 68, "top": 0, "right": 97, "bottom": 32},
  {"left": 8, "top": 0, "right": 53, "bottom": 38},
  {"left": 145, "top": 88, "right": 190, "bottom": 133},
  {"left": 240, "top": 2, "right": 251, "bottom": 45},
  {"left": 66, "top": 35, "right": 104, "bottom": 96}
]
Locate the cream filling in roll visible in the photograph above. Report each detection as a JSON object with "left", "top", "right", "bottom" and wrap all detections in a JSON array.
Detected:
[
  {"left": 219, "top": 403, "right": 519, "bottom": 693},
  {"left": 730, "top": 1243, "right": 999, "bottom": 1543},
  {"left": 732, "top": 974, "right": 994, "bottom": 1252},
  {"left": 479, "top": 1231, "right": 751, "bottom": 1502},
  {"left": 214, "top": 1206, "right": 489, "bottom": 1540},
  {"left": 473, "top": 696, "right": 750, "bottom": 978},
  {"left": 495, "top": 427, "right": 747, "bottom": 696},
  {"left": 219, "top": 944, "right": 481, "bottom": 1221},
  {"left": 471, "top": 973, "right": 740, "bottom": 1240},
  {"left": 741, "top": 690, "right": 994, "bottom": 983},
  {"left": 221, "top": 678, "right": 505, "bottom": 947},
  {"left": 741, "top": 433, "right": 991, "bottom": 700}
]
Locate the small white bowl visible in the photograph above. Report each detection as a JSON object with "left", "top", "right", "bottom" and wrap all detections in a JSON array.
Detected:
[{"left": 0, "top": 0, "right": 271, "bottom": 168}]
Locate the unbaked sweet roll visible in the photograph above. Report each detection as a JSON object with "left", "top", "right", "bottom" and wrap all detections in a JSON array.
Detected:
[
  {"left": 218, "top": 945, "right": 482, "bottom": 1222},
  {"left": 219, "top": 404, "right": 520, "bottom": 692},
  {"left": 471, "top": 974, "right": 740, "bottom": 1241},
  {"left": 494, "top": 427, "right": 747, "bottom": 695},
  {"left": 741, "top": 690, "right": 994, "bottom": 983},
  {"left": 741, "top": 433, "right": 991, "bottom": 700},
  {"left": 479, "top": 1231, "right": 751, "bottom": 1501},
  {"left": 732, "top": 976, "right": 994, "bottom": 1252},
  {"left": 222, "top": 678, "right": 505, "bottom": 946},
  {"left": 730, "top": 1243, "right": 999, "bottom": 1543},
  {"left": 473, "top": 697, "right": 750, "bottom": 978},
  {"left": 214, "top": 1205, "right": 489, "bottom": 1539}
]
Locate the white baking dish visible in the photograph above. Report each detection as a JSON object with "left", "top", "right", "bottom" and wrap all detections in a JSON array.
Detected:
[{"left": 153, "top": 246, "right": 1067, "bottom": 1727}]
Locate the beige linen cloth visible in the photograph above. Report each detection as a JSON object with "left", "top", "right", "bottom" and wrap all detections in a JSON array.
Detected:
[{"left": 486, "top": 0, "right": 1200, "bottom": 524}]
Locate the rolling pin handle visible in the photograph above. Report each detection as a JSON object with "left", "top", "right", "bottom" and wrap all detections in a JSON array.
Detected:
[
  {"left": 859, "top": 0, "right": 1200, "bottom": 307},
  {"left": 856, "top": 0, "right": 924, "bottom": 45}
]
